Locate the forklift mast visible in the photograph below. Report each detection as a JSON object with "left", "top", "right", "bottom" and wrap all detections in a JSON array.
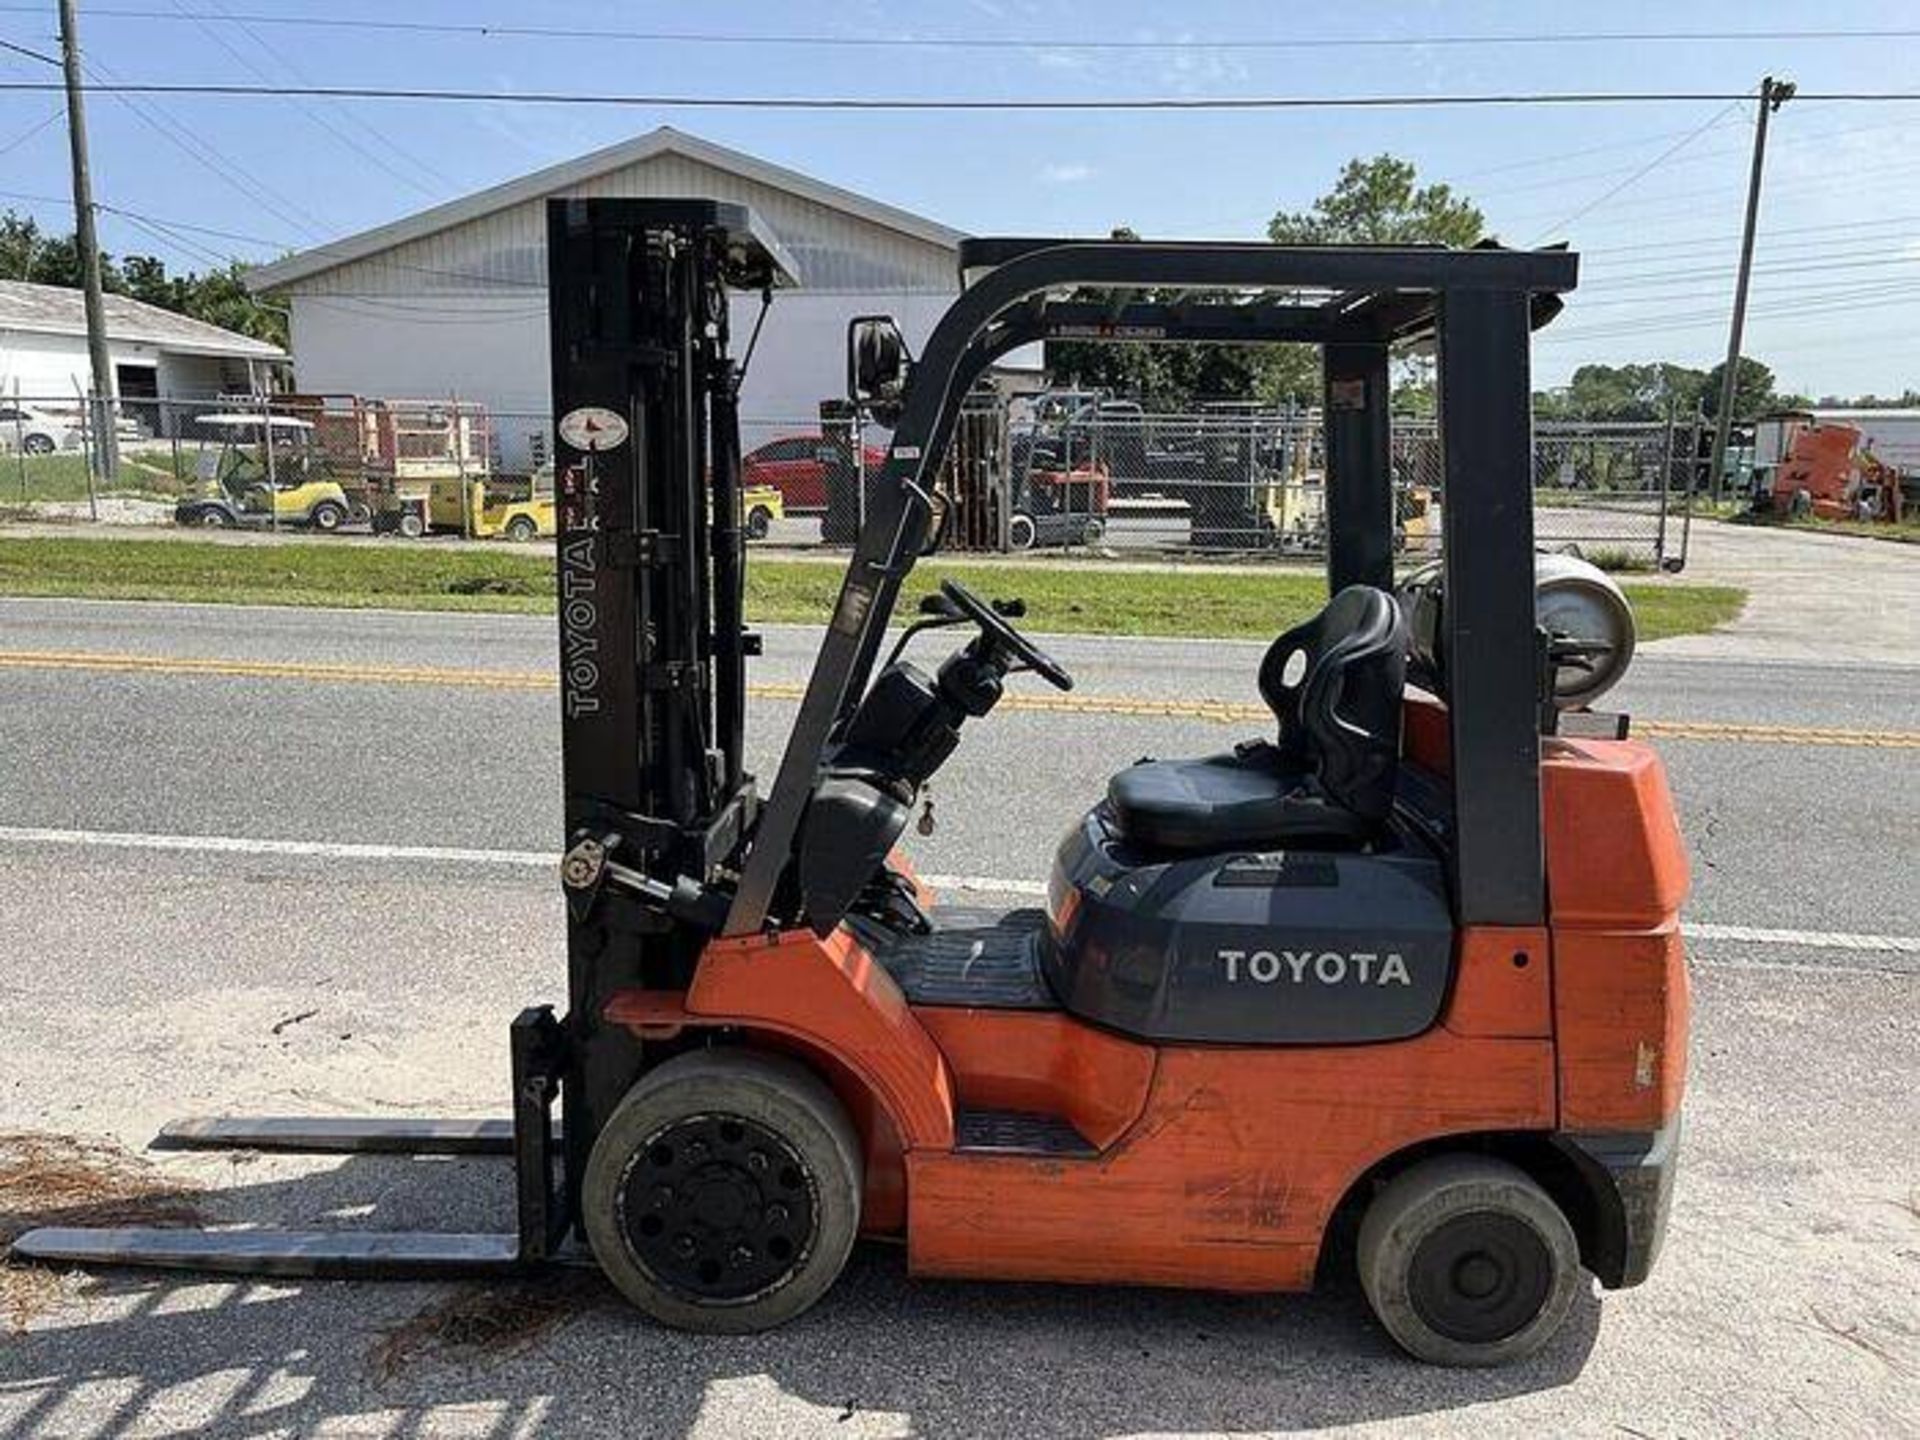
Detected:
[{"left": 545, "top": 199, "right": 796, "bottom": 1203}]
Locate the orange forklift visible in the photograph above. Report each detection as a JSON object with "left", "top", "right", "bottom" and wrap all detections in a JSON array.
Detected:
[{"left": 18, "top": 201, "right": 1689, "bottom": 1367}]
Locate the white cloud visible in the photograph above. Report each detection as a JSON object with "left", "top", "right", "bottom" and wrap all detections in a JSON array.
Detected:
[{"left": 1038, "top": 163, "right": 1094, "bottom": 184}]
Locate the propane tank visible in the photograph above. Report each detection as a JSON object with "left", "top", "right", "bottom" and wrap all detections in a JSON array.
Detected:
[{"left": 1398, "top": 551, "right": 1637, "bottom": 709}]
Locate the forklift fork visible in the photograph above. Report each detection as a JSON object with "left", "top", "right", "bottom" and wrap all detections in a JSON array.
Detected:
[{"left": 12, "top": 1008, "right": 572, "bottom": 1279}]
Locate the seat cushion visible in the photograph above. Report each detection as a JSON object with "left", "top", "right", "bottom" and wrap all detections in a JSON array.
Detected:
[{"left": 1106, "top": 750, "right": 1373, "bottom": 852}]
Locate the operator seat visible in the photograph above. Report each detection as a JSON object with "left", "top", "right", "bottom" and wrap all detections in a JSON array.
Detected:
[{"left": 1106, "top": 585, "right": 1406, "bottom": 851}]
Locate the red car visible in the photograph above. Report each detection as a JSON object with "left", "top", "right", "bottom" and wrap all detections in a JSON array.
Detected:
[{"left": 742, "top": 433, "right": 886, "bottom": 513}]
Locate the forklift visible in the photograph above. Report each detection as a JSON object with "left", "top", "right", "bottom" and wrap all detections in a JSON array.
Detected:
[{"left": 18, "top": 200, "right": 1690, "bottom": 1367}]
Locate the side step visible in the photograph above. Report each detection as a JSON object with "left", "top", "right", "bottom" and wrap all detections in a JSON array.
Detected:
[
  {"left": 155, "top": 1116, "right": 532, "bottom": 1157},
  {"left": 955, "top": 1108, "right": 1097, "bottom": 1158},
  {"left": 10, "top": 1227, "right": 524, "bottom": 1278}
]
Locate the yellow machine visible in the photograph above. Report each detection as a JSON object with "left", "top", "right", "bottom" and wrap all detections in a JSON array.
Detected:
[
  {"left": 467, "top": 475, "right": 557, "bottom": 541},
  {"left": 172, "top": 414, "right": 361, "bottom": 532},
  {"left": 742, "top": 482, "right": 784, "bottom": 540}
]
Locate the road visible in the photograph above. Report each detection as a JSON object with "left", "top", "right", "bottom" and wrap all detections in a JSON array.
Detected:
[{"left": 0, "top": 596, "right": 1915, "bottom": 1438}]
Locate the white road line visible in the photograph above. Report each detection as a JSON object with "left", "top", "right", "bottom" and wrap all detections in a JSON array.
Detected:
[
  {"left": 1, "top": 826, "right": 1914, "bottom": 957},
  {"left": 0, "top": 826, "right": 553, "bottom": 869}
]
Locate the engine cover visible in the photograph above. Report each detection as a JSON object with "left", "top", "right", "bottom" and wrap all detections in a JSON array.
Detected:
[{"left": 1044, "top": 808, "right": 1454, "bottom": 1045}]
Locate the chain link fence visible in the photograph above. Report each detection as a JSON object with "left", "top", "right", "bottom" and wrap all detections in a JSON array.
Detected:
[{"left": 3, "top": 390, "right": 1699, "bottom": 569}]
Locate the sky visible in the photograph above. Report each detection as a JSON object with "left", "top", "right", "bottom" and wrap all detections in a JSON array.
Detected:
[{"left": 1, "top": 0, "right": 1917, "bottom": 398}]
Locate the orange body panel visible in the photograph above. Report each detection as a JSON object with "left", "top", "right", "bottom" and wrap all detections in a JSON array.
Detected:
[
  {"left": 1443, "top": 926, "right": 1553, "bottom": 1038},
  {"left": 611, "top": 927, "right": 956, "bottom": 1151},
  {"left": 908, "top": 1031, "right": 1554, "bottom": 1290},
  {"left": 603, "top": 714, "right": 1687, "bottom": 1289},
  {"left": 914, "top": 1008, "right": 1156, "bottom": 1149},
  {"left": 1542, "top": 736, "right": 1692, "bottom": 1130}
]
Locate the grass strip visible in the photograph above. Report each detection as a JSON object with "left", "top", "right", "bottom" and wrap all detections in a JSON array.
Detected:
[{"left": 0, "top": 536, "right": 1745, "bottom": 643}]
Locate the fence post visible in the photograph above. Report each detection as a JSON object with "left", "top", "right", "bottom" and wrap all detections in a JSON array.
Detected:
[
  {"left": 261, "top": 392, "right": 277, "bottom": 531},
  {"left": 11, "top": 381, "right": 25, "bottom": 504},
  {"left": 1655, "top": 402, "right": 1676, "bottom": 569},
  {"left": 83, "top": 389, "right": 99, "bottom": 521}
]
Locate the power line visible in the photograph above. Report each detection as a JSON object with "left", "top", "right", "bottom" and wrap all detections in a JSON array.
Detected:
[
  {"left": 1530, "top": 99, "right": 1746, "bottom": 242},
  {"left": 0, "top": 104, "right": 61, "bottom": 157},
  {"left": 187, "top": 0, "right": 444, "bottom": 200},
  {"left": 162, "top": 0, "right": 439, "bottom": 201},
  {"left": 77, "top": 54, "right": 330, "bottom": 238},
  {"left": 0, "top": 32, "right": 59, "bottom": 65},
  {"left": 2, "top": 80, "right": 1919, "bottom": 110},
  {"left": 16, "top": 9, "right": 1920, "bottom": 53}
]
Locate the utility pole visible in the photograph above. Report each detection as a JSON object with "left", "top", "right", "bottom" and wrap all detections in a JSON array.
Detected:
[
  {"left": 1708, "top": 75, "right": 1794, "bottom": 503},
  {"left": 57, "top": 0, "right": 118, "bottom": 485}
]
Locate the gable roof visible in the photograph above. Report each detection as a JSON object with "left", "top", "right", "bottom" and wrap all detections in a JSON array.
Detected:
[
  {"left": 248, "top": 126, "right": 967, "bottom": 294},
  {"left": 0, "top": 280, "right": 284, "bottom": 359}
]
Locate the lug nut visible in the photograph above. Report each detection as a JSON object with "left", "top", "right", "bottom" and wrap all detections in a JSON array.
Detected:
[
  {"left": 674, "top": 1235, "right": 696, "bottom": 1257},
  {"left": 746, "top": 1150, "right": 769, "bottom": 1173}
]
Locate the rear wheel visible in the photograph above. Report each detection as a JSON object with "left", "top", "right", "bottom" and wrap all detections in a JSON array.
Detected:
[
  {"left": 583, "top": 1049, "right": 862, "bottom": 1334},
  {"left": 1357, "top": 1155, "right": 1581, "bottom": 1367},
  {"left": 397, "top": 510, "right": 426, "bottom": 539},
  {"left": 504, "top": 515, "right": 539, "bottom": 542},
  {"left": 309, "top": 501, "right": 346, "bottom": 533},
  {"left": 745, "top": 506, "right": 772, "bottom": 541},
  {"left": 1007, "top": 512, "right": 1037, "bottom": 550},
  {"left": 21, "top": 433, "right": 56, "bottom": 456}
]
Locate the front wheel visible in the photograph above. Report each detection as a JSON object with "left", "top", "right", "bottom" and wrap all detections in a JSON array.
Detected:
[
  {"left": 504, "top": 515, "right": 538, "bottom": 542},
  {"left": 397, "top": 511, "right": 426, "bottom": 539},
  {"left": 583, "top": 1049, "right": 863, "bottom": 1334},
  {"left": 21, "top": 433, "right": 56, "bottom": 456},
  {"left": 1007, "top": 511, "right": 1037, "bottom": 550},
  {"left": 196, "top": 507, "right": 233, "bottom": 528},
  {"left": 744, "top": 506, "right": 772, "bottom": 541},
  {"left": 1357, "top": 1155, "right": 1581, "bottom": 1367}
]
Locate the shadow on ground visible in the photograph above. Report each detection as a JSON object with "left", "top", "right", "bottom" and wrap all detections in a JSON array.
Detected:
[{"left": 0, "top": 1147, "right": 1601, "bottom": 1437}]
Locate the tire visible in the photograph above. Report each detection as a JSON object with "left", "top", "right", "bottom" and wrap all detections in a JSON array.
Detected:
[
  {"left": 1357, "top": 1155, "right": 1581, "bottom": 1367},
  {"left": 504, "top": 515, "right": 538, "bottom": 543},
  {"left": 1078, "top": 516, "right": 1105, "bottom": 547},
  {"left": 745, "top": 506, "right": 772, "bottom": 541},
  {"left": 196, "top": 508, "right": 233, "bottom": 529},
  {"left": 583, "top": 1049, "right": 863, "bottom": 1334},
  {"left": 21, "top": 433, "right": 56, "bottom": 456},
  {"left": 397, "top": 511, "right": 426, "bottom": 539},
  {"left": 1007, "top": 512, "right": 1037, "bottom": 551},
  {"left": 309, "top": 501, "right": 346, "bottom": 533}
]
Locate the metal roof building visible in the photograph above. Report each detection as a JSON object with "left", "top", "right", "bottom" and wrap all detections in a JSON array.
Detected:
[
  {"left": 0, "top": 280, "right": 285, "bottom": 406},
  {"left": 249, "top": 126, "right": 981, "bottom": 467}
]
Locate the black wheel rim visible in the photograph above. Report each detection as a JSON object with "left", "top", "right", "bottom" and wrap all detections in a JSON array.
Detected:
[
  {"left": 1407, "top": 1212, "right": 1554, "bottom": 1345},
  {"left": 617, "top": 1112, "right": 819, "bottom": 1304}
]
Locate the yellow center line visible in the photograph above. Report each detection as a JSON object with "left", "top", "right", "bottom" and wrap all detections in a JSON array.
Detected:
[{"left": 0, "top": 649, "right": 1914, "bottom": 748}]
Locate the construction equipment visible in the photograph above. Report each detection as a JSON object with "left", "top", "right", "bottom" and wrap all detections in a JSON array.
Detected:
[
  {"left": 741, "top": 482, "right": 784, "bottom": 541},
  {"left": 1757, "top": 416, "right": 1908, "bottom": 523},
  {"left": 172, "top": 413, "right": 361, "bottom": 532},
  {"left": 18, "top": 201, "right": 1690, "bottom": 1368},
  {"left": 465, "top": 466, "right": 558, "bottom": 542}
]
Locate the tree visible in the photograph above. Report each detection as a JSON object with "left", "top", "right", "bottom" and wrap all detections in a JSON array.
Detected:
[
  {"left": 1046, "top": 158, "right": 1487, "bottom": 410},
  {"left": 1267, "top": 155, "right": 1485, "bottom": 248},
  {"left": 1700, "top": 356, "right": 1780, "bottom": 421},
  {"left": 1535, "top": 362, "right": 1708, "bottom": 423}
]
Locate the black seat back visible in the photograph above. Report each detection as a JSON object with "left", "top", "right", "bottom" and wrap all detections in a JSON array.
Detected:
[{"left": 1257, "top": 585, "right": 1406, "bottom": 821}]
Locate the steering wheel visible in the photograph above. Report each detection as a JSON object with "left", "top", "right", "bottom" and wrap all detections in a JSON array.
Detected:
[{"left": 939, "top": 579, "right": 1075, "bottom": 692}]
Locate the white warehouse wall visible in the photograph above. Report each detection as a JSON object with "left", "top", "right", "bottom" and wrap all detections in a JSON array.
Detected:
[{"left": 287, "top": 289, "right": 961, "bottom": 469}]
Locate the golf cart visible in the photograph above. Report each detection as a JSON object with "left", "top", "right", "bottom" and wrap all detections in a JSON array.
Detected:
[
  {"left": 21, "top": 201, "right": 1689, "bottom": 1369},
  {"left": 173, "top": 413, "right": 361, "bottom": 532}
]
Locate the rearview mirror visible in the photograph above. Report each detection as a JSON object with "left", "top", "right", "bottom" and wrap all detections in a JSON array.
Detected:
[{"left": 847, "top": 315, "right": 911, "bottom": 416}]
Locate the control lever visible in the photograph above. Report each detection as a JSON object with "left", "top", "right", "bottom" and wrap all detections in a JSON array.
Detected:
[{"left": 561, "top": 833, "right": 728, "bottom": 931}]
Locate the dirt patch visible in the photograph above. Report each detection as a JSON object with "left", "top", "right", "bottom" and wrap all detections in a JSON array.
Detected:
[
  {"left": 368, "top": 1273, "right": 602, "bottom": 1382},
  {"left": 0, "top": 1130, "right": 202, "bottom": 1331}
]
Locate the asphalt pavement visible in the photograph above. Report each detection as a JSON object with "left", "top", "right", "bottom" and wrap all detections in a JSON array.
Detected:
[{"left": 0, "top": 593, "right": 1916, "bottom": 1438}]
